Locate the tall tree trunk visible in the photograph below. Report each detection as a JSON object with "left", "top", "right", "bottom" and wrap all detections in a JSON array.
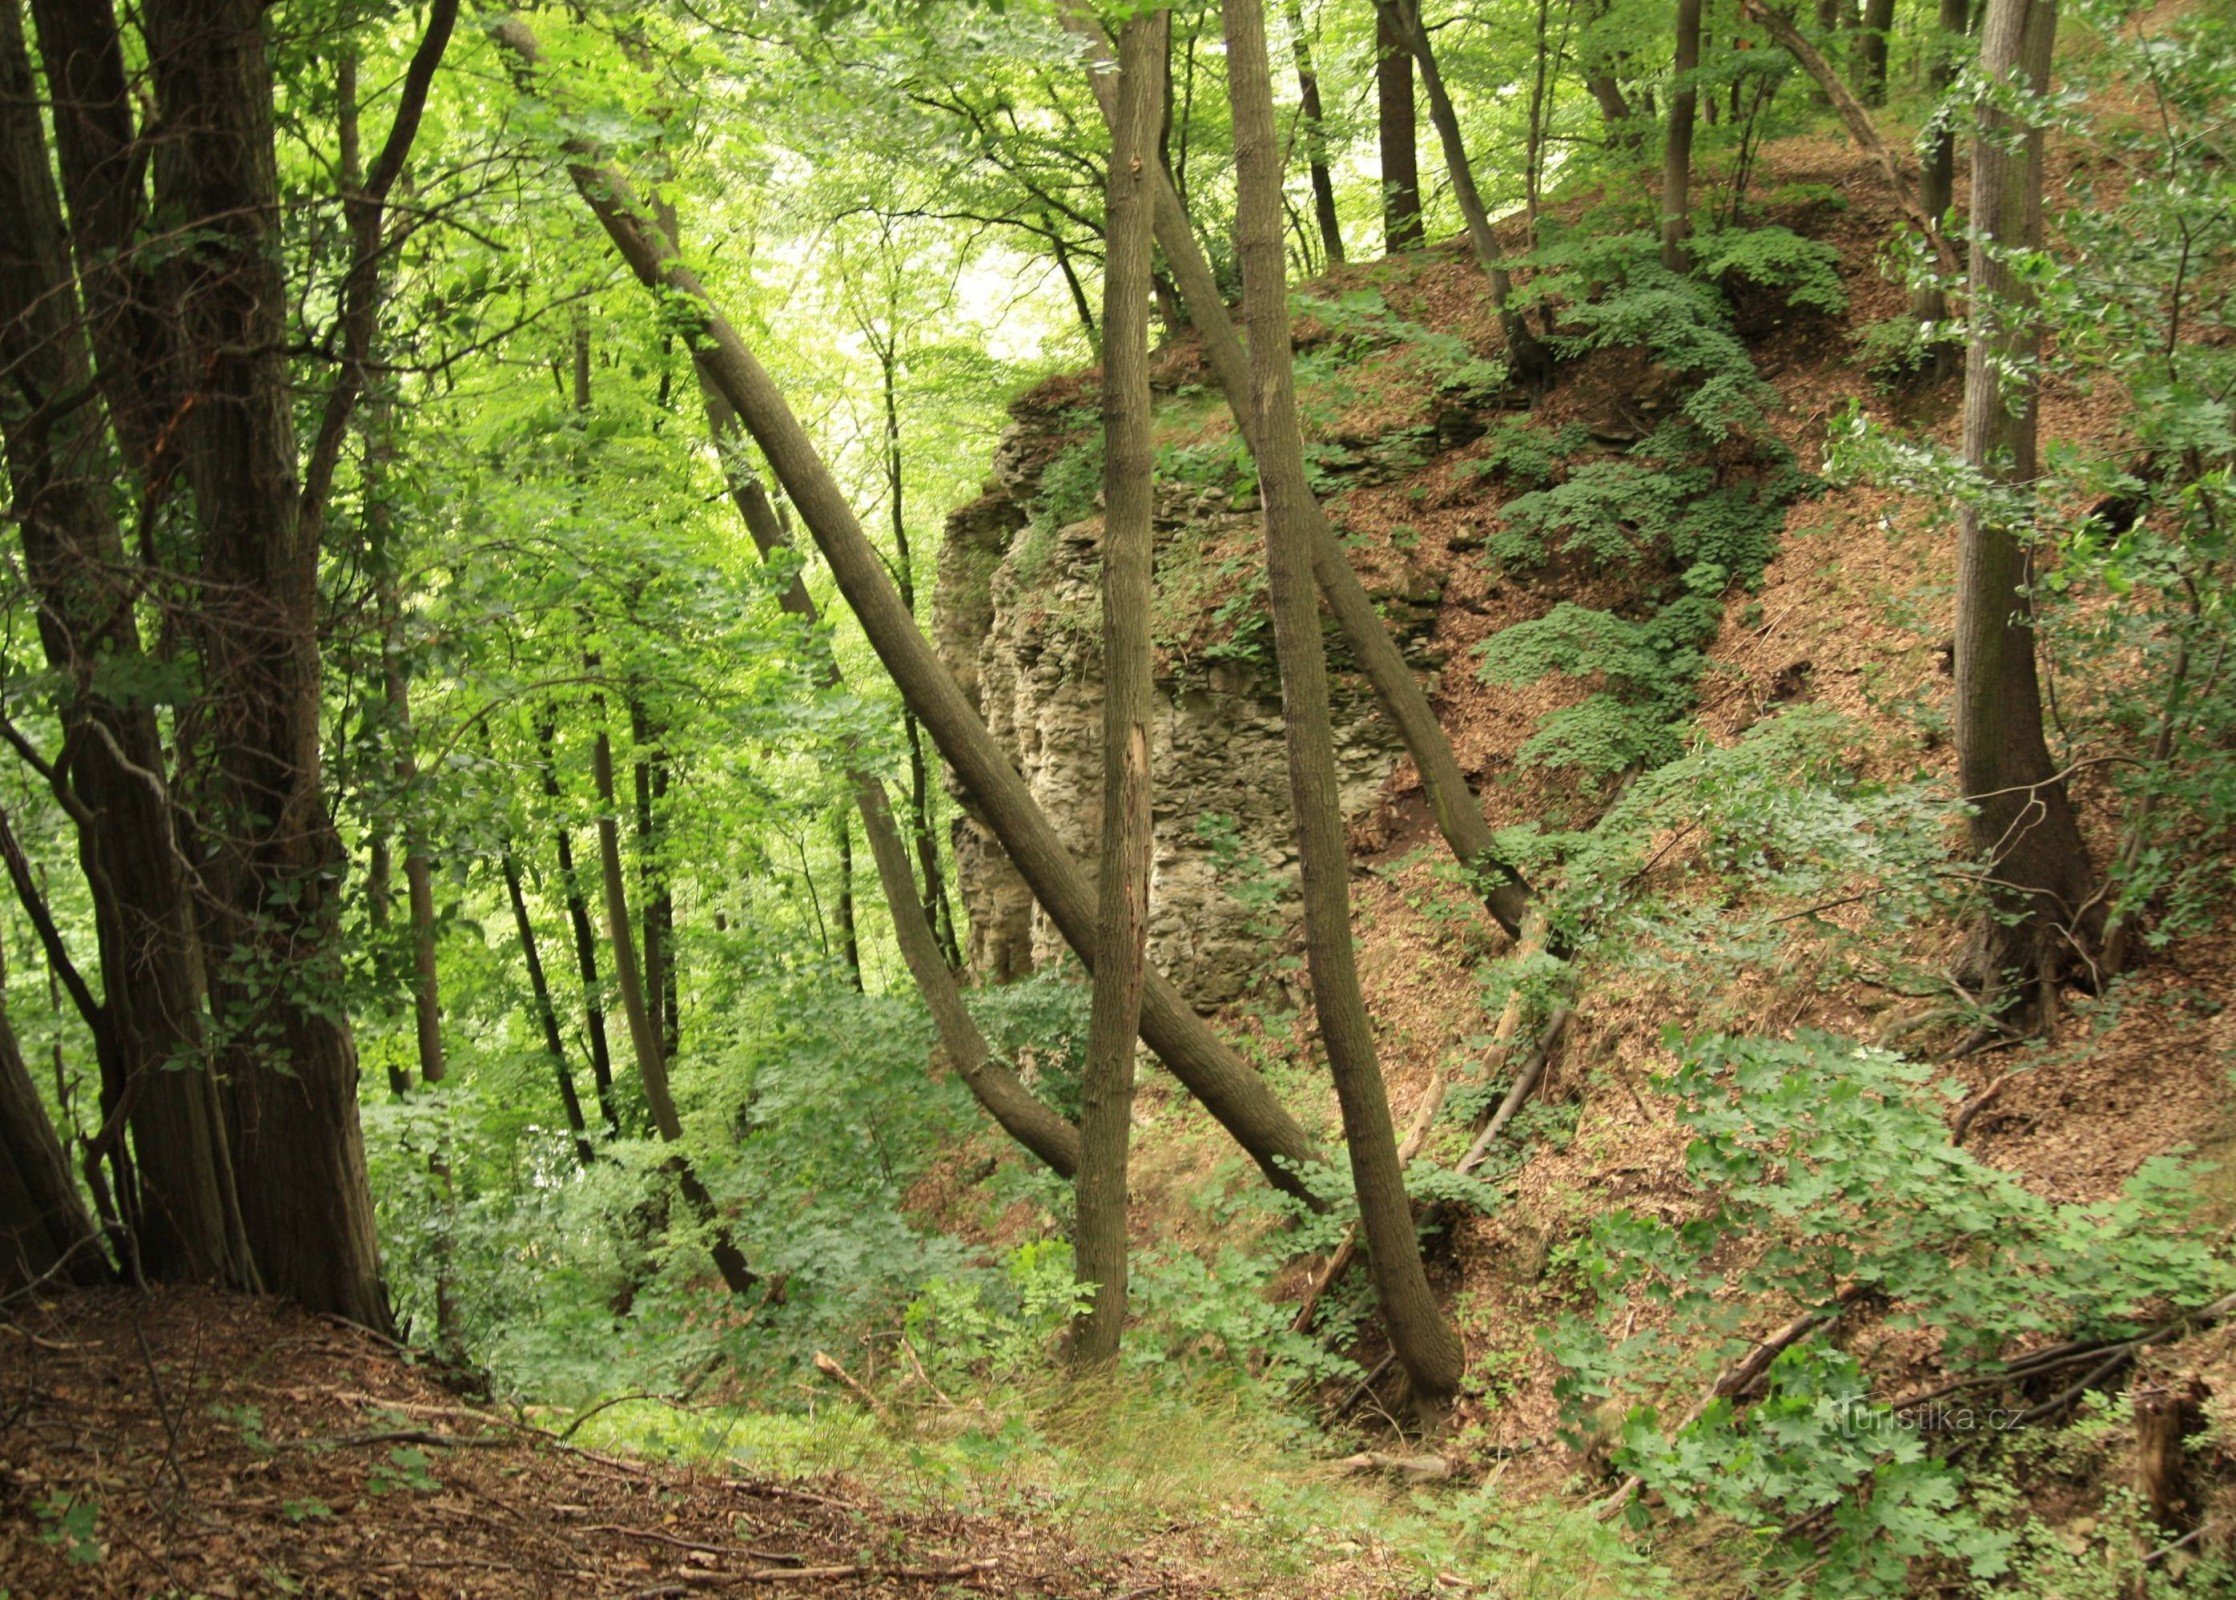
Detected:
[
  {"left": 1075, "top": 7, "right": 1165, "bottom": 1368},
  {"left": 1857, "top": 0, "right": 1895, "bottom": 102},
  {"left": 1955, "top": 0, "right": 2093, "bottom": 1006},
  {"left": 1662, "top": 0, "right": 1704, "bottom": 271},
  {"left": 0, "top": 0, "right": 254, "bottom": 1293},
  {"left": 1911, "top": 0, "right": 1971, "bottom": 334},
  {"left": 538, "top": 714, "right": 623, "bottom": 1136},
  {"left": 835, "top": 807, "right": 864, "bottom": 991},
  {"left": 496, "top": 14, "right": 1321, "bottom": 1203},
  {"left": 500, "top": 844, "right": 596, "bottom": 1168},
  {"left": 1284, "top": 0, "right": 1344, "bottom": 267},
  {"left": 705, "top": 407, "right": 1077, "bottom": 1173},
  {"left": 1377, "top": 0, "right": 1556, "bottom": 388},
  {"left": 0, "top": 976, "right": 109, "bottom": 1293},
  {"left": 145, "top": 0, "right": 388, "bottom": 1330},
  {"left": 1059, "top": 2, "right": 1540, "bottom": 945},
  {"left": 1377, "top": 3, "right": 1424, "bottom": 251},
  {"left": 1223, "top": 0, "right": 1464, "bottom": 1412}
]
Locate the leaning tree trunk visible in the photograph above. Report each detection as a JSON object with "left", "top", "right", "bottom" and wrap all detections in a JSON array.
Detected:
[
  {"left": 1662, "top": 0, "right": 1703, "bottom": 271},
  {"left": 1955, "top": 0, "right": 2094, "bottom": 1008},
  {"left": 499, "top": 843, "right": 597, "bottom": 1169},
  {"left": 145, "top": 0, "right": 388, "bottom": 1331},
  {"left": 702, "top": 399, "right": 1080, "bottom": 1178},
  {"left": 1376, "top": 2, "right": 1424, "bottom": 250},
  {"left": 0, "top": 0, "right": 253, "bottom": 1292},
  {"left": 1377, "top": 0, "right": 1556, "bottom": 388},
  {"left": 1223, "top": 0, "right": 1465, "bottom": 1413},
  {"left": 497, "top": 3, "right": 1324, "bottom": 1204},
  {"left": 1074, "top": 6, "right": 1165, "bottom": 1369},
  {"left": 1059, "top": 1, "right": 1539, "bottom": 945},
  {"left": 0, "top": 986, "right": 109, "bottom": 1293}
]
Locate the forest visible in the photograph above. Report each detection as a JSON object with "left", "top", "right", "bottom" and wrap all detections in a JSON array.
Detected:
[{"left": 0, "top": 0, "right": 2232, "bottom": 1593}]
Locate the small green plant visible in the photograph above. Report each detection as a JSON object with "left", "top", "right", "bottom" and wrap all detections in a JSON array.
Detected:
[
  {"left": 34, "top": 1493, "right": 103, "bottom": 1565},
  {"left": 367, "top": 1445, "right": 442, "bottom": 1495},
  {"left": 282, "top": 1496, "right": 334, "bottom": 1524}
]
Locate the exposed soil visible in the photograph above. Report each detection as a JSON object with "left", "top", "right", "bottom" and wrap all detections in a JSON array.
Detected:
[{"left": 0, "top": 1288, "right": 1365, "bottom": 1599}]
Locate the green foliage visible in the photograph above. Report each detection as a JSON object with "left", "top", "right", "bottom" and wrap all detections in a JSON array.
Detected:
[
  {"left": 1689, "top": 225, "right": 1848, "bottom": 315},
  {"left": 367, "top": 1446, "right": 443, "bottom": 1496},
  {"left": 1550, "top": 1029, "right": 2230, "bottom": 1595},
  {"left": 33, "top": 1493, "right": 102, "bottom": 1566},
  {"left": 904, "top": 1240, "right": 1088, "bottom": 1385}
]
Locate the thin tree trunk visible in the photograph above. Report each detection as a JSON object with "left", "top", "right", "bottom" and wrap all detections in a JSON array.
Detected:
[
  {"left": 1377, "top": 0, "right": 1556, "bottom": 388},
  {"left": 1059, "top": 2, "right": 1540, "bottom": 945},
  {"left": 1662, "top": 0, "right": 1704, "bottom": 271},
  {"left": 501, "top": 845, "right": 596, "bottom": 1168},
  {"left": 1377, "top": 3, "right": 1424, "bottom": 250},
  {"left": 497, "top": 14, "right": 1320, "bottom": 1202},
  {"left": 627, "top": 696, "right": 676, "bottom": 1059},
  {"left": 0, "top": 0, "right": 252, "bottom": 1293},
  {"left": 877, "top": 345, "right": 963, "bottom": 971},
  {"left": 538, "top": 713, "right": 623, "bottom": 1136},
  {"left": 1075, "top": 7, "right": 1166, "bottom": 1368},
  {"left": 1955, "top": 0, "right": 2093, "bottom": 1004},
  {"left": 590, "top": 699, "right": 757, "bottom": 1296},
  {"left": 704, "top": 401, "right": 1079, "bottom": 1176},
  {"left": 835, "top": 807, "right": 864, "bottom": 991},
  {"left": 1284, "top": 0, "right": 1344, "bottom": 267},
  {"left": 1223, "top": 0, "right": 1465, "bottom": 1411}
]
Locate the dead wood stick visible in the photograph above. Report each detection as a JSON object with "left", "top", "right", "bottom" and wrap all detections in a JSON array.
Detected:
[
  {"left": 585, "top": 1524, "right": 802, "bottom": 1563},
  {"left": 1596, "top": 1297, "right": 1852, "bottom": 1521},
  {"left": 1457, "top": 1006, "right": 1574, "bottom": 1176},
  {"left": 810, "top": 1349, "right": 896, "bottom": 1426},
  {"left": 1949, "top": 1072, "right": 2012, "bottom": 1146},
  {"left": 679, "top": 1558, "right": 999, "bottom": 1587}
]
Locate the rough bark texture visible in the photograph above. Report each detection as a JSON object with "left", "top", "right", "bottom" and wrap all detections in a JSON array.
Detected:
[
  {"left": 1955, "top": 0, "right": 2094, "bottom": 998},
  {"left": 1074, "top": 8, "right": 1165, "bottom": 1368},
  {"left": 1058, "top": 3, "right": 1538, "bottom": 946},
  {"left": 703, "top": 402, "right": 1080, "bottom": 1179},
  {"left": 1661, "top": 0, "right": 1703, "bottom": 271},
  {"left": 492, "top": 13, "right": 1324, "bottom": 1203},
  {"left": 1222, "top": 0, "right": 1465, "bottom": 1410},
  {"left": 1376, "top": 4, "right": 1424, "bottom": 251},
  {"left": 1376, "top": 0, "right": 1555, "bottom": 388},
  {"left": 145, "top": 0, "right": 387, "bottom": 1330},
  {"left": 0, "top": 0, "right": 252, "bottom": 1291}
]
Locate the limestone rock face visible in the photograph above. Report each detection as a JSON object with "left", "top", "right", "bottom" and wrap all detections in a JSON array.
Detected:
[{"left": 934, "top": 424, "right": 1400, "bottom": 1010}]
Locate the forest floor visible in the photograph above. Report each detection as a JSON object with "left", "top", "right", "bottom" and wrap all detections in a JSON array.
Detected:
[{"left": 0, "top": 1287, "right": 1433, "bottom": 1598}]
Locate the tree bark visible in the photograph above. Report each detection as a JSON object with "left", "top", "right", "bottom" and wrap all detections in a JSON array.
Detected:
[
  {"left": 1662, "top": 0, "right": 1704, "bottom": 271},
  {"left": 143, "top": 0, "right": 388, "bottom": 1330},
  {"left": 1377, "top": 3, "right": 1424, "bottom": 251},
  {"left": 0, "top": 0, "right": 254, "bottom": 1292},
  {"left": 1074, "top": 7, "right": 1165, "bottom": 1368},
  {"left": 1911, "top": 0, "right": 1971, "bottom": 333},
  {"left": 703, "top": 403, "right": 1081, "bottom": 1178},
  {"left": 492, "top": 13, "right": 1324, "bottom": 1204},
  {"left": 1223, "top": 0, "right": 1465, "bottom": 1412},
  {"left": 1059, "top": 2, "right": 1540, "bottom": 945},
  {"left": 1376, "top": 0, "right": 1556, "bottom": 388},
  {"left": 627, "top": 696, "right": 677, "bottom": 1059},
  {"left": 1955, "top": 0, "right": 2093, "bottom": 1003},
  {"left": 835, "top": 807, "right": 864, "bottom": 991},
  {"left": 1284, "top": 0, "right": 1344, "bottom": 267},
  {"left": 0, "top": 980, "right": 109, "bottom": 1293},
  {"left": 1858, "top": 0, "right": 1895, "bottom": 104}
]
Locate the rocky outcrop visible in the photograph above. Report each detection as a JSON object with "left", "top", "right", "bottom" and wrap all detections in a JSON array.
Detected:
[{"left": 935, "top": 419, "right": 1401, "bottom": 1010}]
